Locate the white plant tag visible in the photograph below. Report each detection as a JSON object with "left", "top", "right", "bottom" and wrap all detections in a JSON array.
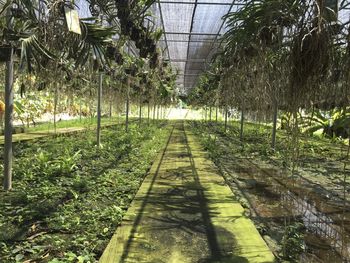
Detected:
[{"left": 64, "top": 7, "right": 82, "bottom": 35}]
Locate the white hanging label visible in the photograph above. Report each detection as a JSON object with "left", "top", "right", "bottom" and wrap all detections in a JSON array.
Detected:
[{"left": 65, "top": 7, "right": 82, "bottom": 35}]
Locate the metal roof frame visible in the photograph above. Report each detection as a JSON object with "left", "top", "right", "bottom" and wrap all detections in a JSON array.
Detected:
[{"left": 154, "top": 0, "right": 240, "bottom": 91}]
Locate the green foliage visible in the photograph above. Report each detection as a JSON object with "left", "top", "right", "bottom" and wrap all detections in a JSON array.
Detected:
[
  {"left": 282, "top": 223, "right": 305, "bottom": 260},
  {"left": 0, "top": 121, "right": 169, "bottom": 262}
]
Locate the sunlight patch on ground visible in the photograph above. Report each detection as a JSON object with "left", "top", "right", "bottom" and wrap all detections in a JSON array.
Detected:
[{"left": 166, "top": 108, "right": 203, "bottom": 120}]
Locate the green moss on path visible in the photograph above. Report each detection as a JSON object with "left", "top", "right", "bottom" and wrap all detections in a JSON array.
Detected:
[
  {"left": 100, "top": 121, "right": 275, "bottom": 263},
  {"left": 0, "top": 121, "right": 118, "bottom": 144}
]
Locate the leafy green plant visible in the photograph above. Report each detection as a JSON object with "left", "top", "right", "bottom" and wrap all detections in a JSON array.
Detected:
[
  {"left": 302, "top": 108, "right": 350, "bottom": 139},
  {"left": 51, "top": 150, "right": 81, "bottom": 176},
  {"left": 0, "top": 121, "right": 169, "bottom": 262},
  {"left": 282, "top": 223, "right": 305, "bottom": 260}
]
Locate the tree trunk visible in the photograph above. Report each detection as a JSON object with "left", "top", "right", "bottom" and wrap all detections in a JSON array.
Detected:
[
  {"left": 3, "top": 44, "right": 14, "bottom": 191},
  {"left": 271, "top": 101, "right": 278, "bottom": 150},
  {"left": 97, "top": 72, "right": 103, "bottom": 147},
  {"left": 215, "top": 106, "right": 218, "bottom": 122}
]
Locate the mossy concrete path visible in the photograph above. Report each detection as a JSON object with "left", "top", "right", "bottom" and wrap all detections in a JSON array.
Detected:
[
  {"left": 0, "top": 122, "right": 118, "bottom": 144},
  {"left": 100, "top": 122, "right": 275, "bottom": 263}
]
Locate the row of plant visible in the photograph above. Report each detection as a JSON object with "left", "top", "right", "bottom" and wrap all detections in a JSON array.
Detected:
[
  {"left": 189, "top": 120, "right": 348, "bottom": 261},
  {"left": 193, "top": 119, "right": 349, "bottom": 197},
  {"left": 0, "top": 0, "right": 178, "bottom": 190},
  {"left": 186, "top": 0, "right": 350, "bottom": 161},
  {"left": 0, "top": 120, "right": 170, "bottom": 262},
  {"left": 0, "top": 0, "right": 177, "bottom": 106}
]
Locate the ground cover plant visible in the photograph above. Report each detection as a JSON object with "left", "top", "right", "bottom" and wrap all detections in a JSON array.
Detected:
[{"left": 0, "top": 121, "right": 170, "bottom": 262}]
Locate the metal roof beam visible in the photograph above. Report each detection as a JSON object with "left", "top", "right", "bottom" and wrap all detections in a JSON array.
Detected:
[
  {"left": 171, "top": 59, "right": 206, "bottom": 62},
  {"left": 203, "top": 0, "right": 236, "bottom": 69},
  {"left": 165, "top": 32, "right": 220, "bottom": 36},
  {"left": 157, "top": 1, "right": 170, "bottom": 60},
  {"left": 160, "top": 39, "right": 217, "bottom": 43},
  {"left": 183, "top": 0, "right": 198, "bottom": 89},
  {"left": 159, "top": 1, "right": 245, "bottom": 6}
]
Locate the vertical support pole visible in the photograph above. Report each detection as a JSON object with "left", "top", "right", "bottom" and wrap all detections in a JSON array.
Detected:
[
  {"left": 271, "top": 100, "right": 278, "bottom": 150},
  {"left": 125, "top": 77, "right": 130, "bottom": 133},
  {"left": 224, "top": 107, "right": 228, "bottom": 133},
  {"left": 139, "top": 96, "right": 142, "bottom": 127},
  {"left": 147, "top": 101, "right": 150, "bottom": 125},
  {"left": 209, "top": 106, "right": 212, "bottom": 121},
  {"left": 240, "top": 107, "right": 244, "bottom": 142},
  {"left": 3, "top": 44, "right": 14, "bottom": 191},
  {"left": 79, "top": 99, "right": 82, "bottom": 122},
  {"left": 157, "top": 105, "right": 160, "bottom": 120},
  {"left": 97, "top": 72, "right": 103, "bottom": 147},
  {"left": 4, "top": 8, "right": 14, "bottom": 191},
  {"left": 109, "top": 96, "right": 112, "bottom": 119},
  {"left": 153, "top": 102, "right": 156, "bottom": 121},
  {"left": 53, "top": 85, "right": 58, "bottom": 133}
]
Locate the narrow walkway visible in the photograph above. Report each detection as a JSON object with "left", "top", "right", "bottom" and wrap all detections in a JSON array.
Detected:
[
  {"left": 0, "top": 122, "right": 118, "bottom": 144},
  {"left": 100, "top": 121, "right": 275, "bottom": 263}
]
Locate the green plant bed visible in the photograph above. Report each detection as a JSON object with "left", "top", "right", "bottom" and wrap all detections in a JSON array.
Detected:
[
  {"left": 0, "top": 121, "right": 170, "bottom": 262},
  {"left": 192, "top": 120, "right": 350, "bottom": 198},
  {"left": 189, "top": 120, "right": 349, "bottom": 261}
]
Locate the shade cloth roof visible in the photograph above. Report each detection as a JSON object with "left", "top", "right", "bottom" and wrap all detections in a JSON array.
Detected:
[
  {"left": 76, "top": 0, "right": 350, "bottom": 94},
  {"left": 151, "top": 0, "right": 246, "bottom": 93}
]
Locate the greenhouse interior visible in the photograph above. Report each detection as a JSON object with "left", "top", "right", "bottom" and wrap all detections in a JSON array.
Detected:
[{"left": 0, "top": 0, "right": 350, "bottom": 262}]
